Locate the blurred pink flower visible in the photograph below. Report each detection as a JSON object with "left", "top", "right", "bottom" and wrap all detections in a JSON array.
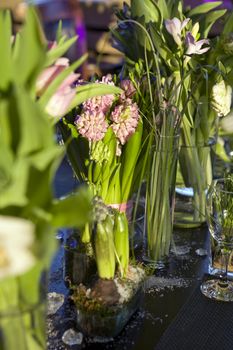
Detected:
[
  {"left": 36, "top": 58, "right": 70, "bottom": 96},
  {"left": 75, "top": 110, "right": 108, "bottom": 141},
  {"left": 185, "top": 32, "right": 210, "bottom": 55},
  {"left": 111, "top": 100, "right": 139, "bottom": 145},
  {"left": 45, "top": 86, "right": 76, "bottom": 118}
]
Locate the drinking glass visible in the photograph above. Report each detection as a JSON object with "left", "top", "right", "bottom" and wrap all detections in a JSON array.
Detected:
[{"left": 200, "top": 177, "right": 233, "bottom": 302}]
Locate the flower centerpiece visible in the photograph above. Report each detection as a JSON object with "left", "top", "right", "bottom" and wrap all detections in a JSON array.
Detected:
[
  {"left": 58, "top": 74, "right": 143, "bottom": 274},
  {"left": 57, "top": 73, "right": 147, "bottom": 336},
  {"left": 112, "top": 0, "right": 233, "bottom": 238}
]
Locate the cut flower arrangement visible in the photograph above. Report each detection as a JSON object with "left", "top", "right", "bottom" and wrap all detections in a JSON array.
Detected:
[
  {"left": 59, "top": 74, "right": 143, "bottom": 275},
  {"left": 58, "top": 74, "right": 147, "bottom": 336},
  {"left": 111, "top": 0, "right": 233, "bottom": 243}
]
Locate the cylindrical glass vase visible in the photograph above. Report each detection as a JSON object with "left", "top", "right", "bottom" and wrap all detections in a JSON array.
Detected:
[
  {"left": 143, "top": 135, "right": 179, "bottom": 268},
  {"left": 174, "top": 144, "right": 213, "bottom": 228}
]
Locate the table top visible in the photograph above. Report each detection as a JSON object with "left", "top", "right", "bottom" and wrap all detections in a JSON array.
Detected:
[{"left": 48, "top": 157, "right": 210, "bottom": 349}]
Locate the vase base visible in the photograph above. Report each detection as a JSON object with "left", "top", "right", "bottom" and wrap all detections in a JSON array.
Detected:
[
  {"left": 200, "top": 279, "right": 233, "bottom": 302},
  {"left": 142, "top": 255, "right": 168, "bottom": 270},
  {"left": 76, "top": 287, "right": 143, "bottom": 338}
]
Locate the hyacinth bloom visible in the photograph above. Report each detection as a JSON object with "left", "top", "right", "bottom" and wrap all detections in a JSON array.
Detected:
[
  {"left": 185, "top": 32, "right": 210, "bottom": 55},
  {"left": 0, "top": 216, "right": 35, "bottom": 280},
  {"left": 111, "top": 101, "right": 139, "bottom": 145},
  {"left": 165, "top": 17, "right": 190, "bottom": 46},
  {"left": 83, "top": 94, "right": 115, "bottom": 115},
  {"left": 120, "top": 79, "right": 137, "bottom": 100},
  {"left": 83, "top": 75, "right": 115, "bottom": 114},
  {"left": 75, "top": 110, "right": 108, "bottom": 141}
]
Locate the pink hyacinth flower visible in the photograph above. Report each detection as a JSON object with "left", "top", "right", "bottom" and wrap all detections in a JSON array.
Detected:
[
  {"left": 111, "top": 101, "right": 139, "bottom": 145},
  {"left": 75, "top": 110, "right": 108, "bottom": 142}
]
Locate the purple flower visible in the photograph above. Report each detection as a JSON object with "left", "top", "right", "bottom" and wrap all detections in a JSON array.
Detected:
[
  {"left": 111, "top": 100, "right": 139, "bottom": 145},
  {"left": 165, "top": 17, "right": 190, "bottom": 46},
  {"left": 185, "top": 32, "right": 210, "bottom": 55},
  {"left": 75, "top": 110, "right": 108, "bottom": 141}
]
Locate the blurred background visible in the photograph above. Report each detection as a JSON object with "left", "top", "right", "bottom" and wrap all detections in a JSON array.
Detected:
[{"left": 2, "top": 0, "right": 233, "bottom": 78}]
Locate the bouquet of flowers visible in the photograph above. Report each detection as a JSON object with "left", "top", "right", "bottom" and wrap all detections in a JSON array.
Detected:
[
  {"left": 59, "top": 74, "right": 143, "bottom": 276},
  {"left": 112, "top": 0, "right": 233, "bottom": 233}
]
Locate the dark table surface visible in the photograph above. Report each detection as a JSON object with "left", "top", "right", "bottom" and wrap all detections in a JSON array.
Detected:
[{"left": 48, "top": 156, "right": 211, "bottom": 350}]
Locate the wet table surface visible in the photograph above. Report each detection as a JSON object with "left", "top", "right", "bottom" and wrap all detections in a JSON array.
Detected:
[{"left": 48, "top": 157, "right": 210, "bottom": 350}]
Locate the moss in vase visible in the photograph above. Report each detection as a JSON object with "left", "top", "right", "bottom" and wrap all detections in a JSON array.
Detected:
[{"left": 71, "top": 265, "right": 145, "bottom": 317}]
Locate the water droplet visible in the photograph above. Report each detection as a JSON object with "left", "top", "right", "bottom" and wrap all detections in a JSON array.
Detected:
[
  {"left": 195, "top": 248, "right": 208, "bottom": 256},
  {"left": 62, "top": 329, "right": 83, "bottom": 346},
  {"left": 47, "top": 292, "right": 65, "bottom": 315}
]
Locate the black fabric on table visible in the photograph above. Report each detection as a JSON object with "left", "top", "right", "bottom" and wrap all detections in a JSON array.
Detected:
[{"left": 155, "top": 277, "right": 233, "bottom": 350}]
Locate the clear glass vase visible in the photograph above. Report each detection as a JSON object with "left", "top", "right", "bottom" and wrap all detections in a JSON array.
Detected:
[
  {"left": 143, "top": 135, "right": 179, "bottom": 268},
  {"left": 63, "top": 230, "right": 96, "bottom": 287},
  {"left": 76, "top": 285, "right": 143, "bottom": 338},
  {"left": 174, "top": 144, "right": 213, "bottom": 228}
]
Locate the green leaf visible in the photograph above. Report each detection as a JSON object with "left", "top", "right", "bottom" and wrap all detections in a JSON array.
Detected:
[
  {"left": 215, "top": 137, "right": 231, "bottom": 162},
  {"left": 95, "top": 216, "right": 115, "bottom": 279},
  {"left": 131, "top": 0, "right": 161, "bottom": 23},
  {"left": 56, "top": 20, "right": 63, "bottom": 43},
  {"left": 11, "top": 86, "right": 57, "bottom": 156},
  {"left": 13, "top": 7, "right": 46, "bottom": 90},
  {"left": 50, "top": 186, "right": 92, "bottom": 228},
  {"left": 0, "top": 10, "right": 12, "bottom": 90},
  {"left": 200, "top": 10, "right": 227, "bottom": 38},
  {"left": 121, "top": 120, "right": 143, "bottom": 201},
  {"left": 69, "top": 83, "right": 122, "bottom": 109},
  {"left": 105, "top": 164, "right": 121, "bottom": 204},
  {"left": 18, "top": 262, "right": 44, "bottom": 305},
  {"left": 57, "top": 121, "right": 88, "bottom": 182},
  {"left": 45, "top": 36, "right": 78, "bottom": 67},
  {"left": 0, "top": 158, "right": 29, "bottom": 209},
  {"left": 188, "top": 1, "right": 222, "bottom": 17},
  {"left": 222, "top": 11, "right": 233, "bottom": 34}
]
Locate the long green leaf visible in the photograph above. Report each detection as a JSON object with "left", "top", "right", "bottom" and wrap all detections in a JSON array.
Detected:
[
  {"left": 69, "top": 83, "right": 122, "bottom": 110},
  {"left": 188, "top": 1, "right": 222, "bottom": 17},
  {"left": 0, "top": 11, "right": 12, "bottom": 90},
  {"left": 13, "top": 7, "right": 46, "bottom": 90},
  {"left": 201, "top": 9, "right": 227, "bottom": 38},
  {"left": 222, "top": 11, "right": 233, "bottom": 34},
  {"left": 121, "top": 120, "right": 143, "bottom": 201},
  {"left": 45, "top": 36, "right": 78, "bottom": 67}
]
